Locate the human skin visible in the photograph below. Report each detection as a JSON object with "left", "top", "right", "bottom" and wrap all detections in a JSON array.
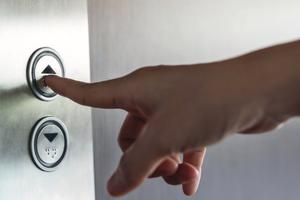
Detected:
[{"left": 45, "top": 40, "right": 300, "bottom": 197}]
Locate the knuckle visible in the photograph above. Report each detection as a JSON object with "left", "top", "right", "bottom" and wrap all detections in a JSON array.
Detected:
[
  {"left": 133, "top": 67, "right": 151, "bottom": 75},
  {"left": 130, "top": 66, "right": 161, "bottom": 78},
  {"left": 76, "top": 84, "right": 91, "bottom": 106}
]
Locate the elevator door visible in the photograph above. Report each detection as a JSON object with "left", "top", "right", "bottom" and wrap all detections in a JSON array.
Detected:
[{"left": 0, "top": 1, "right": 94, "bottom": 199}]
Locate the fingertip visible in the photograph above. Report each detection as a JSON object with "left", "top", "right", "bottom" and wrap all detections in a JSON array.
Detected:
[
  {"left": 107, "top": 166, "right": 143, "bottom": 197},
  {"left": 44, "top": 75, "right": 60, "bottom": 86},
  {"left": 43, "top": 75, "right": 72, "bottom": 98},
  {"left": 183, "top": 185, "right": 197, "bottom": 196},
  {"left": 182, "top": 167, "right": 202, "bottom": 196},
  {"left": 107, "top": 172, "right": 124, "bottom": 197},
  {"left": 182, "top": 179, "right": 200, "bottom": 196},
  {"left": 44, "top": 75, "right": 67, "bottom": 94}
]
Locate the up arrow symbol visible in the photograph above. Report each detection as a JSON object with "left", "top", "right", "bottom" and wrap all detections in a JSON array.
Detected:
[{"left": 42, "top": 65, "right": 56, "bottom": 75}]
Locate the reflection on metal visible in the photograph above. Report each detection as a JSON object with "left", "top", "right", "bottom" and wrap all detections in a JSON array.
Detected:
[{"left": 0, "top": 0, "right": 95, "bottom": 199}]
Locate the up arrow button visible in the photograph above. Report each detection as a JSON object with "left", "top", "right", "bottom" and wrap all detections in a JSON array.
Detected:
[
  {"left": 42, "top": 65, "right": 57, "bottom": 75},
  {"left": 27, "top": 47, "right": 65, "bottom": 101}
]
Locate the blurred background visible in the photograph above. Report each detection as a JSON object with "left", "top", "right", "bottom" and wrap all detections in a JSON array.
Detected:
[{"left": 88, "top": 0, "right": 300, "bottom": 199}]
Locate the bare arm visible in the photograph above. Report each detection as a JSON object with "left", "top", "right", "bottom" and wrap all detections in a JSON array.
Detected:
[{"left": 45, "top": 40, "right": 300, "bottom": 197}]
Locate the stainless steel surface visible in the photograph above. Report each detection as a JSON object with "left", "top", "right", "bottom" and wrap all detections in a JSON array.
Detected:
[
  {"left": 27, "top": 47, "right": 65, "bottom": 101},
  {"left": 0, "top": 0, "right": 94, "bottom": 199},
  {"left": 30, "top": 116, "right": 69, "bottom": 172}
]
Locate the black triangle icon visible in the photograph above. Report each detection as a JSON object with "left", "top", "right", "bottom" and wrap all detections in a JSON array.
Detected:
[
  {"left": 44, "top": 133, "right": 58, "bottom": 143},
  {"left": 42, "top": 65, "right": 56, "bottom": 74}
]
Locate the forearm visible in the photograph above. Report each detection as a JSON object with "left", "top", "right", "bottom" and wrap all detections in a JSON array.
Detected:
[{"left": 232, "top": 40, "right": 300, "bottom": 118}]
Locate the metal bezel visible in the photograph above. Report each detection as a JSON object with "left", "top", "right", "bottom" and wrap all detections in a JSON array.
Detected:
[
  {"left": 30, "top": 116, "right": 69, "bottom": 172},
  {"left": 26, "top": 47, "right": 65, "bottom": 101}
]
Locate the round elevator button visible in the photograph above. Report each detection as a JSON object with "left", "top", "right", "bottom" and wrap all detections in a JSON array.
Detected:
[
  {"left": 30, "top": 117, "right": 69, "bottom": 172},
  {"left": 27, "top": 47, "right": 65, "bottom": 101}
]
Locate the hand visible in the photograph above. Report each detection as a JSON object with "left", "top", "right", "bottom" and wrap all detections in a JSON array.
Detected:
[
  {"left": 45, "top": 68, "right": 207, "bottom": 196},
  {"left": 45, "top": 41, "right": 300, "bottom": 197}
]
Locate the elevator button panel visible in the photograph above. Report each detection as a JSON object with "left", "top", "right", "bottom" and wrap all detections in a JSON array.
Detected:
[
  {"left": 27, "top": 47, "right": 65, "bottom": 101},
  {"left": 30, "top": 117, "right": 69, "bottom": 172}
]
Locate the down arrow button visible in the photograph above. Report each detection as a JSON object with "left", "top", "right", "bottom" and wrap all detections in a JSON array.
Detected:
[{"left": 44, "top": 133, "right": 58, "bottom": 143}]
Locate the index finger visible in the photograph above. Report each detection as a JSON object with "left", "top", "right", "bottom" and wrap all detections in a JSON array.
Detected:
[{"left": 44, "top": 75, "right": 130, "bottom": 109}]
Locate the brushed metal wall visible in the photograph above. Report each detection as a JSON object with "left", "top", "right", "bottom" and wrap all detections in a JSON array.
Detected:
[
  {"left": 89, "top": 0, "right": 300, "bottom": 200},
  {"left": 0, "top": 0, "right": 94, "bottom": 199}
]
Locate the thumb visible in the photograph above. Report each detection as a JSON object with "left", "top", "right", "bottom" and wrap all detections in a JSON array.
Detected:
[
  {"left": 44, "top": 75, "right": 130, "bottom": 109},
  {"left": 107, "top": 128, "right": 166, "bottom": 197}
]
